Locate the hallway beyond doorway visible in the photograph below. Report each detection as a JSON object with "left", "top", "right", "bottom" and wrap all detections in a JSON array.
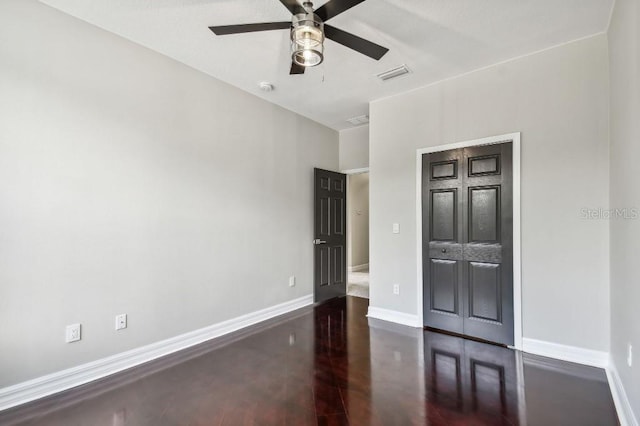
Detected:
[
  {"left": 347, "top": 171, "right": 369, "bottom": 299},
  {"left": 347, "top": 266, "right": 369, "bottom": 299}
]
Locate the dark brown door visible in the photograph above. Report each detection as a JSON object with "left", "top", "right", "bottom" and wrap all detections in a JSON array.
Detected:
[
  {"left": 314, "top": 168, "right": 347, "bottom": 303},
  {"left": 422, "top": 142, "right": 514, "bottom": 346}
]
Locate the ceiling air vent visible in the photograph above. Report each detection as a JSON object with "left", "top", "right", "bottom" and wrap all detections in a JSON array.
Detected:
[
  {"left": 376, "top": 64, "right": 410, "bottom": 82},
  {"left": 347, "top": 115, "right": 369, "bottom": 126}
]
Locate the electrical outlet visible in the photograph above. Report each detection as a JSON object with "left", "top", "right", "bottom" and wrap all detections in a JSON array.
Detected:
[
  {"left": 115, "top": 314, "right": 127, "bottom": 331},
  {"left": 393, "top": 284, "right": 400, "bottom": 295},
  {"left": 628, "top": 344, "right": 633, "bottom": 367},
  {"left": 289, "top": 276, "right": 296, "bottom": 287},
  {"left": 66, "top": 323, "right": 81, "bottom": 343},
  {"left": 392, "top": 223, "right": 400, "bottom": 234}
]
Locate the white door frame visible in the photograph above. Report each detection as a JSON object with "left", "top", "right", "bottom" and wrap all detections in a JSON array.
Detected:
[{"left": 415, "top": 132, "right": 522, "bottom": 350}]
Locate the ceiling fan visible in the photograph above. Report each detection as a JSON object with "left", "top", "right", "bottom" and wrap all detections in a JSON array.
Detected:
[{"left": 209, "top": 0, "right": 389, "bottom": 75}]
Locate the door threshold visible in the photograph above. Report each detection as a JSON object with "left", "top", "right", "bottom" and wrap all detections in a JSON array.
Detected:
[
  {"left": 314, "top": 295, "right": 348, "bottom": 305},
  {"left": 424, "top": 326, "right": 510, "bottom": 349}
]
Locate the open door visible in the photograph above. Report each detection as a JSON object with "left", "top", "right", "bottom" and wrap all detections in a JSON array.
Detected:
[{"left": 314, "top": 168, "right": 347, "bottom": 303}]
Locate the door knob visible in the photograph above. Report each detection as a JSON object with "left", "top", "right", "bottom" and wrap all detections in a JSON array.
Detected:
[
  {"left": 313, "top": 239, "right": 327, "bottom": 245},
  {"left": 442, "top": 248, "right": 447, "bottom": 253}
]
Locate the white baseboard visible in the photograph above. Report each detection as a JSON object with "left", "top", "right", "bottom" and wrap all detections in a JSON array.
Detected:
[
  {"left": 367, "top": 306, "right": 421, "bottom": 328},
  {"left": 348, "top": 263, "right": 369, "bottom": 272},
  {"left": 522, "top": 337, "right": 609, "bottom": 368},
  {"left": 0, "top": 294, "right": 313, "bottom": 412},
  {"left": 606, "top": 358, "right": 639, "bottom": 426}
]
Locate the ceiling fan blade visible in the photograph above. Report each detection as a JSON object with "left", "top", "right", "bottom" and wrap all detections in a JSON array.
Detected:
[
  {"left": 315, "top": 0, "right": 367, "bottom": 21},
  {"left": 278, "top": 0, "right": 305, "bottom": 15},
  {"left": 324, "top": 25, "right": 388, "bottom": 60},
  {"left": 209, "top": 21, "right": 291, "bottom": 35},
  {"left": 290, "top": 62, "right": 306, "bottom": 75}
]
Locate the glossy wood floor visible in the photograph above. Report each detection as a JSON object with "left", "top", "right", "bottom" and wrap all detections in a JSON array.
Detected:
[{"left": 0, "top": 297, "right": 618, "bottom": 425}]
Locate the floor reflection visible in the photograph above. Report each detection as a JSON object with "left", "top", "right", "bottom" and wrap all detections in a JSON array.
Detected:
[
  {"left": 421, "top": 329, "right": 522, "bottom": 424},
  {"left": 0, "top": 297, "right": 618, "bottom": 425}
]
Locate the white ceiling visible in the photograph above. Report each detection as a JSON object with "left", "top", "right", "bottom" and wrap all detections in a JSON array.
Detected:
[{"left": 40, "top": 0, "right": 613, "bottom": 130}]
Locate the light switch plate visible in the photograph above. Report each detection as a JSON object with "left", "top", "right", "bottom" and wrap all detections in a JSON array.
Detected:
[{"left": 392, "top": 223, "right": 400, "bottom": 234}]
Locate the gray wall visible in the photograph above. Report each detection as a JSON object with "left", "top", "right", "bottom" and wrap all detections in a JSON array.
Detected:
[
  {"left": 339, "top": 126, "right": 369, "bottom": 171},
  {"left": 347, "top": 173, "right": 369, "bottom": 268},
  {"left": 0, "top": 0, "right": 338, "bottom": 387},
  {"left": 369, "top": 35, "right": 610, "bottom": 352},
  {"left": 608, "top": 0, "right": 640, "bottom": 419}
]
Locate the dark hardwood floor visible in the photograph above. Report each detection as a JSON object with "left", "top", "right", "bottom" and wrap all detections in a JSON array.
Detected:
[{"left": 0, "top": 297, "right": 618, "bottom": 425}]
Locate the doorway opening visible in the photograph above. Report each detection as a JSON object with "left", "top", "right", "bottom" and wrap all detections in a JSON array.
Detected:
[{"left": 346, "top": 171, "right": 369, "bottom": 299}]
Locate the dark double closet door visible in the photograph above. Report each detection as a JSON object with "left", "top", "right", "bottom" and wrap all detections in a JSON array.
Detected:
[{"left": 422, "top": 142, "right": 514, "bottom": 346}]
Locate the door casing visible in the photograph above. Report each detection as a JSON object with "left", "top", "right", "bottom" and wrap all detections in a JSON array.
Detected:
[{"left": 416, "top": 133, "right": 522, "bottom": 350}]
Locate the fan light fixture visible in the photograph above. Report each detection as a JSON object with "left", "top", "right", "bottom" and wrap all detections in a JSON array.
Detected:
[
  {"left": 291, "top": 2, "right": 324, "bottom": 67},
  {"left": 209, "top": 0, "right": 390, "bottom": 76}
]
